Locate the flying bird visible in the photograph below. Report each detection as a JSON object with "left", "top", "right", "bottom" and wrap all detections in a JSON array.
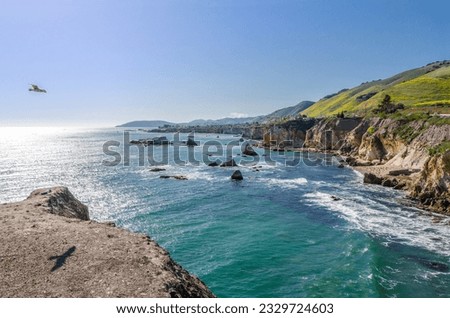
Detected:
[{"left": 29, "top": 84, "right": 47, "bottom": 93}]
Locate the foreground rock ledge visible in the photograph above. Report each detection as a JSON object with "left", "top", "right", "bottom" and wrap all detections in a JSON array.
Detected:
[{"left": 0, "top": 187, "right": 214, "bottom": 298}]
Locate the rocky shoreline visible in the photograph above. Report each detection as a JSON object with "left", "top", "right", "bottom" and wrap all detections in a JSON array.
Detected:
[
  {"left": 0, "top": 187, "right": 214, "bottom": 297},
  {"left": 132, "top": 115, "right": 449, "bottom": 215},
  {"left": 254, "top": 117, "right": 449, "bottom": 216}
]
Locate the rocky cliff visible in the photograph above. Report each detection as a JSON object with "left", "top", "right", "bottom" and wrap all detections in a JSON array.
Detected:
[
  {"left": 411, "top": 152, "right": 450, "bottom": 213},
  {"left": 253, "top": 118, "right": 317, "bottom": 147},
  {"left": 0, "top": 187, "right": 214, "bottom": 297},
  {"left": 260, "top": 117, "right": 450, "bottom": 215}
]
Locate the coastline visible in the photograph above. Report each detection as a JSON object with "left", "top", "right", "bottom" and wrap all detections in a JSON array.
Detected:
[
  {"left": 255, "top": 116, "right": 450, "bottom": 217},
  {"left": 351, "top": 164, "right": 450, "bottom": 217},
  {"left": 0, "top": 187, "right": 214, "bottom": 298},
  {"left": 255, "top": 143, "right": 449, "bottom": 217},
  {"left": 1, "top": 130, "right": 449, "bottom": 298}
]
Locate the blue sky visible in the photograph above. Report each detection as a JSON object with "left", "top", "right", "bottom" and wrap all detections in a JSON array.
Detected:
[{"left": 1, "top": 0, "right": 449, "bottom": 126}]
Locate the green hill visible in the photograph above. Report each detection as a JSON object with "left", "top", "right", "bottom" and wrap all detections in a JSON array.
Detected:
[{"left": 303, "top": 60, "right": 450, "bottom": 117}]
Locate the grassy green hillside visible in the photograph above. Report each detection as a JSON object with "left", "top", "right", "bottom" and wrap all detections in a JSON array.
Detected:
[{"left": 303, "top": 61, "right": 450, "bottom": 117}]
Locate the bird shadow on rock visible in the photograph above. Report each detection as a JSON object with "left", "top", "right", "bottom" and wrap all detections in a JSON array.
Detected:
[{"left": 48, "top": 246, "right": 76, "bottom": 272}]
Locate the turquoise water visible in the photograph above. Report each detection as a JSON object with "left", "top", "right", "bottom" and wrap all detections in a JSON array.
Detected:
[{"left": 1, "top": 127, "right": 450, "bottom": 297}]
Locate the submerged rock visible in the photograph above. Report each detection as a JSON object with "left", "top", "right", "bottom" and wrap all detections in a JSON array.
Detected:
[
  {"left": 150, "top": 167, "right": 166, "bottom": 172},
  {"left": 208, "top": 161, "right": 220, "bottom": 167},
  {"left": 409, "top": 255, "right": 450, "bottom": 272},
  {"left": 220, "top": 159, "right": 237, "bottom": 167},
  {"left": 160, "top": 175, "right": 188, "bottom": 180},
  {"left": 424, "top": 261, "right": 449, "bottom": 272}
]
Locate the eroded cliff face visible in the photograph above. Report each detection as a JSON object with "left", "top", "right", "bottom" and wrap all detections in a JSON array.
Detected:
[
  {"left": 357, "top": 118, "right": 404, "bottom": 162},
  {"left": 411, "top": 153, "right": 450, "bottom": 213},
  {"left": 264, "top": 117, "right": 450, "bottom": 215},
  {"left": 258, "top": 119, "right": 317, "bottom": 148},
  {"left": 304, "top": 118, "right": 362, "bottom": 151},
  {"left": 241, "top": 125, "right": 266, "bottom": 140}
]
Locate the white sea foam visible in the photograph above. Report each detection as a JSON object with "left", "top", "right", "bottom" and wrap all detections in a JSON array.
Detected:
[
  {"left": 303, "top": 191, "right": 450, "bottom": 258},
  {"left": 264, "top": 177, "right": 308, "bottom": 189},
  {"left": 182, "top": 170, "right": 217, "bottom": 181}
]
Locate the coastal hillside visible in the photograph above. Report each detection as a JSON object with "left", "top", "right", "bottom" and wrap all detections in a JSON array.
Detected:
[
  {"left": 255, "top": 100, "right": 314, "bottom": 123},
  {"left": 117, "top": 120, "right": 175, "bottom": 127},
  {"left": 187, "top": 117, "right": 256, "bottom": 126},
  {"left": 303, "top": 60, "right": 450, "bottom": 117},
  {"left": 0, "top": 187, "right": 214, "bottom": 297},
  {"left": 117, "top": 100, "right": 315, "bottom": 128},
  {"left": 187, "top": 101, "right": 314, "bottom": 126}
]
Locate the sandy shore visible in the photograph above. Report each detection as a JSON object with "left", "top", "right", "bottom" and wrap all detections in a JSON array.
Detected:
[{"left": 0, "top": 187, "right": 214, "bottom": 297}]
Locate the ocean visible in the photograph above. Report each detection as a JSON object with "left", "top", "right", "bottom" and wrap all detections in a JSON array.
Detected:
[{"left": 1, "top": 127, "right": 450, "bottom": 297}]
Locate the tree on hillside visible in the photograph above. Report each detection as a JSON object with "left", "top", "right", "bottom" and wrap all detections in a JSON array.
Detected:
[
  {"left": 336, "top": 111, "right": 345, "bottom": 118},
  {"left": 373, "top": 95, "right": 405, "bottom": 114}
]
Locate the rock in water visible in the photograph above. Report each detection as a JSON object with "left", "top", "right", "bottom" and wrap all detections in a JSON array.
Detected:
[
  {"left": 160, "top": 175, "right": 188, "bottom": 180},
  {"left": 363, "top": 173, "right": 383, "bottom": 185},
  {"left": 220, "top": 159, "right": 237, "bottom": 167},
  {"left": 27, "top": 187, "right": 89, "bottom": 220},
  {"left": 186, "top": 138, "right": 198, "bottom": 146},
  {"left": 208, "top": 161, "right": 220, "bottom": 167},
  {"left": 345, "top": 156, "right": 357, "bottom": 166},
  {"left": 382, "top": 178, "right": 398, "bottom": 188},
  {"left": 243, "top": 145, "right": 258, "bottom": 156},
  {"left": 231, "top": 170, "right": 243, "bottom": 180},
  {"left": 150, "top": 167, "right": 166, "bottom": 172}
]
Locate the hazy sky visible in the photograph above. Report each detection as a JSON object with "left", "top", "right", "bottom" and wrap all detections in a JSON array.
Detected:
[{"left": 1, "top": 0, "right": 449, "bottom": 126}]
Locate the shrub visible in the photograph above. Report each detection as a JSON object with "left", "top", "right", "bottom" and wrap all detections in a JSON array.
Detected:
[
  {"left": 395, "top": 125, "right": 423, "bottom": 143},
  {"left": 367, "top": 126, "right": 376, "bottom": 135},
  {"left": 428, "top": 141, "right": 450, "bottom": 156}
]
